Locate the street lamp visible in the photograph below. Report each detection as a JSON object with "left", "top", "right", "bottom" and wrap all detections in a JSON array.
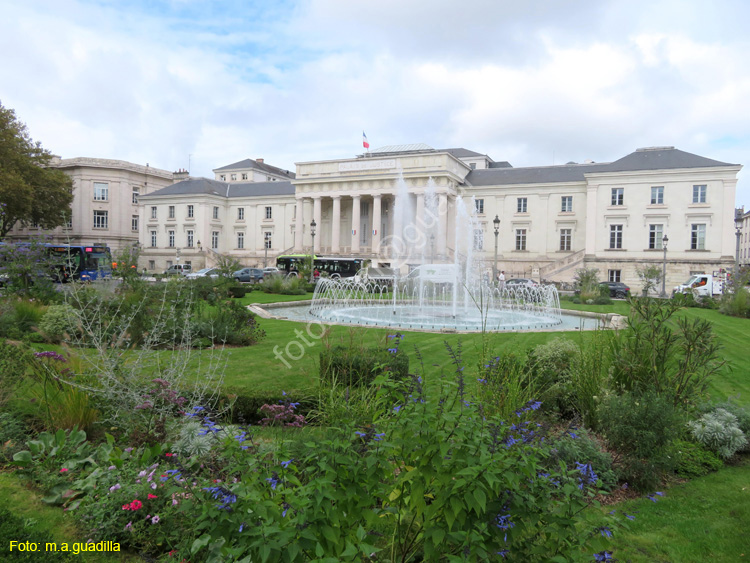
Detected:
[
  {"left": 660, "top": 234, "right": 669, "bottom": 298},
  {"left": 264, "top": 232, "right": 270, "bottom": 267},
  {"left": 736, "top": 225, "right": 742, "bottom": 272},
  {"left": 429, "top": 234, "right": 435, "bottom": 263},
  {"left": 310, "top": 219, "right": 317, "bottom": 283},
  {"left": 493, "top": 215, "right": 501, "bottom": 282}
]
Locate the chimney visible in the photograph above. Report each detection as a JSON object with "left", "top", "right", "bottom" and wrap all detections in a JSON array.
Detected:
[
  {"left": 256, "top": 158, "right": 264, "bottom": 164},
  {"left": 173, "top": 169, "right": 190, "bottom": 183}
]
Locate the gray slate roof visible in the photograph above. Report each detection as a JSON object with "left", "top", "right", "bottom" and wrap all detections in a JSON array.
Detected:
[
  {"left": 213, "top": 158, "right": 295, "bottom": 179},
  {"left": 141, "top": 178, "right": 295, "bottom": 198},
  {"left": 466, "top": 147, "right": 738, "bottom": 186}
]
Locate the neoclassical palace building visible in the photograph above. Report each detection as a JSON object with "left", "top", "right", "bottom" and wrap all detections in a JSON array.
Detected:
[{"left": 139, "top": 144, "right": 741, "bottom": 289}]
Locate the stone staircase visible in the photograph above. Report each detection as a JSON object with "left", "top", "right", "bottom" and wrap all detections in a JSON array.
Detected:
[{"left": 539, "top": 249, "right": 585, "bottom": 281}]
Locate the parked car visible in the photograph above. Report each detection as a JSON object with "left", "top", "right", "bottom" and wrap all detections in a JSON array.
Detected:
[
  {"left": 234, "top": 267, "right": 264, "bottom": 283},
  {"left": 164, "top": 264, "right": 192, "bottom": 276},
  {"left": 505, "top": 278, "right": 538, "bottom": 289},
  {"left": 599, "top": 281, "right": 630, "bottom": 299},
  {"left": 185, "top": 267, "right": 220, "bottom": 280}
]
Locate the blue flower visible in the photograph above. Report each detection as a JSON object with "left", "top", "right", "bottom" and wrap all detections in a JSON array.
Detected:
[
  {"left": 593, "top": 551, "right": 613, "bottom": 562},
  {"left": 387, "top": 348, "right": 398, "bottom": 354},
  {"left": 373, "top": 433, "right": 385, "bottom": 441},
  {"left": 354, "top": 431, "right": 367, "bottom": 437},
  {"left": 647, "top": 492, "right": 665, "bottom": 502},
  {"left": 202, "top": 486, "right": 237, "bottom": 510},
  {"left": 266, "top": 472, "right": 280, "bottom": 490},
  {"left": 477, "top": 378, "right": 487, "bottom": 384},
  {"left": 280, "top": 459, "right": 294, "bottom": 469},
  {"left": 497, "top": 550, "right": 510, "bottom": 558},
  {"left": 597, "top": 526, "right": 613, "bottom": 538},
  {"left": 625, "top": 513, "right": 636, "bottom": 521},
  {"left": 393, "top": 405, "right": 401, "bottom": 413}
]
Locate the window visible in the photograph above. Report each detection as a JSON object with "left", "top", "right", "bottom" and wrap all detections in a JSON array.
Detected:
[
  {"left": 691, "top": 223, "right": 706, "bottom": 250},
  {"left": 651, "top": 186, "right": 664, "bottom": 205},
  {"left": 132, "top": 187, "right": 139, "bottom": 204},
  {"left": 230, "top": 174, "right": 237, "bottom": 181},
  {"left": 150, "top": 231, "right": 157, "bottom": 247},
  {"left": 151, "top": 206, "right": 157, "bottom": 219},
  {"left": 211, "top": 231, "right": 219, "bottom": 250},
  {"left": 649, "top": 224, "right": 664, "bottom": 249},
  {"left": 94, "top": 182, "right": 108, "bottom": 201},
  {"left": 64, "top": 216, "right": 72, "bottom": 229},
  {"left": 237, "top": 232, "right": 245, "bottom": 249},
  {"left": 187, "top": 230, "right": 194, "bottom": 247},
  {"left": 264, "top": 232, "right": 272, "bottom": 249},
  {"left": 131, "top": 215, "right": 139, "bottom": 231},
  {"left": 219, "top": 174, "right": 226, "bottom": 181},
  {"left": 238, "top": 208, "right": 245, "bottom": 220},
  {"left": 473, "top": 229, "right": 483, "bottom": 250},
  {"left": 474, "top": 199, "right": 484, "bottom": 214},
  {"left": 608, "top": 270, "right": 621, "bottom": 283},
  {"left": 470, "top": 163, "right": 477, "bottom": 170},
  {"left": 561, "top": 196, "right": 572, "bottom": 213},
  {"left": 515, "top": 229, "right": 527, "bottom": 251},
  {"left": 148, "top": 260, "right": 155, "bottom": 270},
  {"left": 265, "top": 206, "right": 272, "bottom": 219},
  {"left": 517, "top": 198, "right": 527, "bottom": 213},
  {"left": 213, "top": 207, "right": 219, "bottom": 220},
  {"left": 168, "top": 205, "right": 175, "bottom": 219},
  {"left": 93, "top": 210, "right": 108, "bottom": 229},
  {"left": 611, "top": 188, "right": 624, "bottom": 206},
  {"left": 168, "top": 230, "right": 175, "bottom": 248},
  {"left": 560, "top": 228, "right": 572, "bottom": 251},
  {"left": 241, "top": 173, "right": 248, "bottom": 180},
  {"left": 693, "top": 184, "right": 707, "bottom": 203},
  {"left": 187, "top": 205, "right": 194, "bottom": 218},
  {"left": 609, "top": 224, "right": 623, "bottom": 249}
]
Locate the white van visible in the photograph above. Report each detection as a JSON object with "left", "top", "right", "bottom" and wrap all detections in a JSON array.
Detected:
[{"left": 164, "top": 264, "right": 192, "bottom": 276}]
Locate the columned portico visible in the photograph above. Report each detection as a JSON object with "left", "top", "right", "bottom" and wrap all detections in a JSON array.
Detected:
[{"left": 438, "top": 192, "right": 449, "bottom": 256}]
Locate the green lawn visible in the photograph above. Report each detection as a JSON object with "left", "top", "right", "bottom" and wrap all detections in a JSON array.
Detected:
[{"left": 0, "top": 472, "right": 140, "bottom": 562}]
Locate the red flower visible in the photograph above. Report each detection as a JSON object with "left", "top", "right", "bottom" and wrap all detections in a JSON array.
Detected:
[
  {"left": 147, "top": 494, "right": 158, "bottom": 499},
  {"left": 165, "top": 453, "right": 174, "bottom": 457},
  {"left": 60, "top": 468, "right": 68, "bottom": 473},
  {"left": 122, "top": 503, "right": 131, "bottom": 510},
  {"left": 130, "top": 499, "right": 143, "bottom": 510}
]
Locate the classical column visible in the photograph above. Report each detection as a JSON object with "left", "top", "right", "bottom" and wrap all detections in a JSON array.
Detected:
[
  {"left": 416, "top": 192, "right": 425, "bottom": 228},
  {"left": 294, "top": 198, "right": 304, "bottom": 251},
  {"left": 331, "top": 195, "right": 341, "bottom": 254},
  {"left": 372, "top": 194, "right": 382, "bottom": 254},
  {"left": 313, "top": 197, "right": 322, "bottom": 254},
  {"left": 438, "top": 192, "right": 448, "bottom": 256},
  {"left": 352, "top": 195, "right": 361, "bottom": 254}
]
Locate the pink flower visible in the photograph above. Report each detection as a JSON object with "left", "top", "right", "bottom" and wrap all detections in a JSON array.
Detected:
[
  {"left": 130, "top": 499, "right": 143, "bottom": 510},
  {"left": 124, "top": 522, "right": 132, "bottom": 531},
  {"left": 60, "top": 468, "right": 68, "bottom": 473},
  {"left": 165, "top": 453, "right": 174, "bottom": 457},
  {"left": 148, "top": 494, "right": 158, "bottom": 499},
  {"left": 151, "top": 515, "right": 160, "bottom": 524}
]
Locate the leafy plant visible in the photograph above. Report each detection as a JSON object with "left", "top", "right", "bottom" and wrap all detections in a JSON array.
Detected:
[
  {"left": 574, "top": 267, "right": 600, "bottom": 300},
  {"left": 636, "top": 265, "right": 662, "bottom": 296},
  {"left": 0, "top": 338, "right": 30, "bottom": 408},
  {"left": 549, "top": 429, "right": 618, "bottom": 491},
  {"left": 599, "top": 390, "right": 682, "bottom": 491},
  {"left": 687, "top": 408, "right": 747, "bottom": 459},
  {"left": 673, "top": 439, "right": 723, "bottom": 478},
  {"left": 38, "top": 303, "right": 77, "bottom": 343},
  {"left": 609, "top": 297, "right": 725, "bottom": 407}
]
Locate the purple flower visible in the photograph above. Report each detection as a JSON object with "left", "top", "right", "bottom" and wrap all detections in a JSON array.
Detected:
[
  {"left": 151, "top": 515, "right": 160, "bottom": 524},
  {"left": 593, "top": 551, "right": 613, "bottom": 561},
  {"left": 109, "top": 484, "right": 121, "bottom": 493},
  {"left": 265, "top": 472, "right": 280, "bottom": 490},
  {"left": 34, "top": 351, "right": 66, "bottom": 362},
  {"left": 597, "top": 526, "right": 613, "bottom": 538},
  {"left": 280, "top": 459, "right": 293, "bottom": 469},
  {"left": 354, "top": 431, "right": 367, "bottom": 437},
  {"left": 373, "top": 433, "right": 385, "bottom": 441}
]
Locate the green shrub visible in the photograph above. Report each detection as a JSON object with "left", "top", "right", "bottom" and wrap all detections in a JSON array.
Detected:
[
  {"left": 599, "top": 390, "right": 682, "bottom": 491},
  {"left": 0, "top": 410, "right": 31, "bottom": 463},
  {"left": 226, "top": 389, "right": 316, "bottom": 424},
  {"left": 687, "top": 408, "right": 747, "bottom": 459},
  {"left": 319, "top": 345, "right": 409, "bottom": 387},
  {"left": 527, "top": 338, "right": 577, "bottom": 389},
  {"left": 707, "top": 399, "right": 750, "bottom": 450},
  {"left": 193, "top": 300, "right": 266, "bottom": 346},
  {"left": 673, "top": 439, "right": 723, "bottom": 478},
  {"left": 476, "top": 351, "right": 537, "bottom": 420},
  {"left": 549, "top": 429, "right": 618, "bottom": 491},
  {"left": 38, "top": 303, "right": 77, "bottom": 343},
  {"left": 593, "top": 295, "right": 613, "bottom": 305}
]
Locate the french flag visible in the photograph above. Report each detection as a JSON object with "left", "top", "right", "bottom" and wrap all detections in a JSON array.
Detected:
[{"left": 362, "top": 131, "right": 370, "bottom": 149}]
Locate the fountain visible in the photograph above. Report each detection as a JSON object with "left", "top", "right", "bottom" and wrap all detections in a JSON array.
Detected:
[{"left": 307, "top": 173, "right": 564, "bottom": 333}]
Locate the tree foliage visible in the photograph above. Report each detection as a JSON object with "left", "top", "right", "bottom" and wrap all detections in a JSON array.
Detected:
[{"left": 0, "top": 101, "right": 74, "bottom": 238}]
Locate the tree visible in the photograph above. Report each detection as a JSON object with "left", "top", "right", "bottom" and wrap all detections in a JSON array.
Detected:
[
  {"left": 636, "top": 265, "right": 662, "bottom": 296},
  {"left": 0, "top": 101, "right": 74, "bottom": 238}
]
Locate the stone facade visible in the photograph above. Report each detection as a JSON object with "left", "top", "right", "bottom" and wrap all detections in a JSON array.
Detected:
[{"left": 7, "top": 157, "right": 174, "bottom": 252}]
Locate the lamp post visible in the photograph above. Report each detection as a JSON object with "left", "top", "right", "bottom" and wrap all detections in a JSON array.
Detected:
[
  {"left": 429, "top": 234, "right": 435, "bottom": 263},
  {"left": 660, "top": 234, "right": 669, "bottom": 298},
  {"left": 264, "top": 232, "right": 270, "bottom": 267},
  {"left": 493, "top": 215, "right": 501, "bottom": 282},
  {"left": 736, "top": 225, "right": 742, "bottom": 273},
  {"left": 310, "top": 219, "right": 317, "bottom": 283}
]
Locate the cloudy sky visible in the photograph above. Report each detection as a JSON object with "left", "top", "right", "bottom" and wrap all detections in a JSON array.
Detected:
[{"left": 2, "top": 0, "right": 749, "bottom": 205}]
